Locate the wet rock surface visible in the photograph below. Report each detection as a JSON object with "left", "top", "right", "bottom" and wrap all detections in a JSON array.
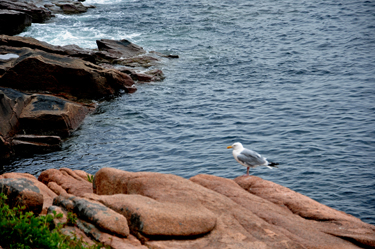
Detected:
[
  {"left": 0, "top": 33, "right": 173, "bottom": 161},
  {"left": 0, "top": 10, "right": 32, "bottom": 36},
  {"left": 0, "top": 87, "right": 91, "bottom": 159},
  {"left": 96, "top": 39, "right": 146, "bottom": 59},
  {"left": 1, "top": 168, "right": 375, "bottom": 248},
  {"left": 0, "top": 47, "right": 136, "bottom": 100},
  {"left": 0, "top": 0, "right": 52, "bottom": 24},
  {"left": 0, "top": 0, "right": 174, "bottom": 162}
]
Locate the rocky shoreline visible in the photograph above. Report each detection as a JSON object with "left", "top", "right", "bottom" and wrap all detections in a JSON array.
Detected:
[
  {"left": 1, "top": 2, "right": 375, "bottom": 248},
  {"left": 0, "top": 0, "right": 176, "bottom": 162},
  {"left": 1, "top": 167, "right": 375, "bottom": 248}
]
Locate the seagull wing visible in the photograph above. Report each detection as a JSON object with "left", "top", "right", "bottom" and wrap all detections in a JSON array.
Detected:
[{"left": 237, "top": 149, "right": 267, "bottom": 167}]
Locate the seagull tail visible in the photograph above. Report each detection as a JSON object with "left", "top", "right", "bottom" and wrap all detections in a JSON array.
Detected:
[{"left": 267, "top": 162, "right": 279, "bottom": 169}]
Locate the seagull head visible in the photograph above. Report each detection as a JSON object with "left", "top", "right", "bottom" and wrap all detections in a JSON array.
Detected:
[{"left": 227, "top": 142, "right": 244, "bottom": 151}]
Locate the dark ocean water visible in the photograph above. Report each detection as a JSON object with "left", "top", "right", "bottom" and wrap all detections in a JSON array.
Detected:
[{"left": 3, "top": 0, "right": 375, "bottom": 225}]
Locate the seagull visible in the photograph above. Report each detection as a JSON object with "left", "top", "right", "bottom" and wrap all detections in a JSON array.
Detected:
[{"left": 227, "top": 142, "right": 278, "bottom": 175}]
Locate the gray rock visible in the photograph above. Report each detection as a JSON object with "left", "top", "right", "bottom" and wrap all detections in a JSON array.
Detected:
[
  {"left": 0, "top": 178, "right": 44, "bottom": 214},
  {"left": 53, "top": 195, "right": 130, "bottom": 238}
]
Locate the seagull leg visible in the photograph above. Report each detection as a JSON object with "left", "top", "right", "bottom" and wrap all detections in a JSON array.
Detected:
[{"left": 246, "top": 167, "right": 250, "bottom": 175}]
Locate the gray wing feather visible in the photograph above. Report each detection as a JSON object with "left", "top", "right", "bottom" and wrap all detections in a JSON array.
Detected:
[{"left": 237, "top": 149, "right": 267, "bottom": 166}]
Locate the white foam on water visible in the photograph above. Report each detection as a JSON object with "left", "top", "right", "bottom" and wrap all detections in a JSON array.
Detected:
[{"left": 21, "top": 23, "right": 142, "bottom": 49}]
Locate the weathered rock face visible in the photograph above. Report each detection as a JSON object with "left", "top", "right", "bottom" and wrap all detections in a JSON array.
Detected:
[
  {"left": 0, "top": 87, "right": 31, "bottom": 139},
  {"left": 0, "top": 10, "right": 32, "bottom": 36},
  {"left": 0, "top": 0, "right": 52, "bottom": 23},
  {"left": 18, "top": 94, "right": 90, "bottom": 137},
  {"left": 0, "top": 34, "right": 174, "bottom": 160},
  {"left": 233, "top": 175, "right": 375, "bottom": 249},
  {"left": 53, "top": 195, "right": 130, "bottom": 238},
  {"left": 0, "top": 177, "right": 43, "bottom": 215},
  {"left": 38, "top": 168, "right": 93, "bottom": 197},
  {"left": 53, "top": 1, "right": 94, "bottom": 14},
  {"left": 84, "top": 193, "right": 216, "bottom": 238},
  {"left": 0, "top": 35, "right": 67, "bottom": 58},
  {"left": 93, "top": 168, "right": 303, "bottom": 248},
  {"left": 1, "top": 168, "right": 375, "bottom": 249},
  {"left": 92, "top": 168, "right": 375, "bottom": 249},
  {"left": 75, "top": 219, "right": 146, "bottom": 249},
  {"left": 0, "top": 172, "right": 57, "bottom": 214},
  {"left": 11, "top": 134, "right": 62, "bottom": 156},
  {"left": 0, "top": 35, "right": 170, "bottom": 75},
  {"left": 0, "top": 47, "right": 136, "bottom": 101},
  {"left": 96, "top": 39, "right": 146, "bottom": 59},
  {"left": 0, "top": 86, "right": 91, "bottom": 157}
]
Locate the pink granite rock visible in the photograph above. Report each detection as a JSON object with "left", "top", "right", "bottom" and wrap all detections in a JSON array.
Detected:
[{"left": 38, "top": 168, "right": 93, "bottom": 197}]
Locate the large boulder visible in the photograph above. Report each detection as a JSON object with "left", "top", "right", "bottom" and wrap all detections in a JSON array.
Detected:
[
  {"left": 53, "top": 195, "right": 130, "bottom": 238},
  {"left": 0, "top": 10, "right": 32, "bottom": 35},
  {"left": 0, "top": 172, "right": 57, "bottom": 214},
  {"left": 18, "top": 94, "right": 90, "bottom": 137},
  {"left": 84, "top": 193, "right": 216, "bottom": 238},
  {"left": 92, "top": 168, "right": 375, "bottom": 249},
  {"left": 93, "top": 168, "right": 302, "bottom": 248},
  {"left": 0, "top": 0, "right": 51, "bottom": 23},
  {"left": 0, "top": 46, "right": 136, "bottom": 101},
  {"left": 0, "top": 177, "right": 43, "bottom": 215},
  {"left": 38, "top": 168, "right": 93, "bottom": 197},
  {"left": 0, "top": 86, "right": 90, "bottom": 158}
]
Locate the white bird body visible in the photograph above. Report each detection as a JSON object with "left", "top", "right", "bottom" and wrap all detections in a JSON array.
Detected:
[{"left": 227, "top": 142, "right": 278, "bottom": 175}]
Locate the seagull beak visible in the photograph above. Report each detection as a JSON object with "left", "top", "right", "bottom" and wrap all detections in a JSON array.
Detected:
[{"left": 227, "top": 145, "right": 233, "bottom": 149}]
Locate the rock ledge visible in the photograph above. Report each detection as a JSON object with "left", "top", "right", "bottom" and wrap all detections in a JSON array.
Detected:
[{"left": 1, "top": 168, "right": 374, "bottom": 249}]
